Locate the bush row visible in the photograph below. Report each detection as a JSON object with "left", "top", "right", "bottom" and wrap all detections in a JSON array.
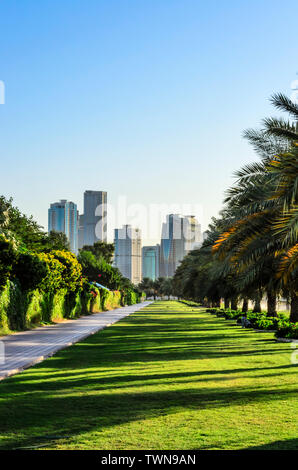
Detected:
[
  {"left": 206, "top": 307, "right": 298, "bottom": 339},
  {"left": 0, "top": 281, "right": 144, "bottom": 334},
  {"left": 0, "top": 236, "right": 144, "bottom": 334}
]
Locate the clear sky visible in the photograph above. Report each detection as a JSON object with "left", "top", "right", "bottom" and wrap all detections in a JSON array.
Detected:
[{"left": 0, "top": 0, "right": 297, "bottom": 243}]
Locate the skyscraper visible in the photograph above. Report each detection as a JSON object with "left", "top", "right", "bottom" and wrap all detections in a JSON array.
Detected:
[
  {"left": 142, "top": 245, "right": 159, "bottom": 280},
  {"left": 184, "top": 215, "right": 202, "bottom": 252},
  {"left": 159, "top": 214, "right": 185, "bottom": 278},
  {"left": 48, "top": 200, "right": 78, "bottom": 253},
  {"left": 114, "top": 225, "right": 142, "bottom": 285},
  {"left": 83, "top": 190, "right": 107, "bottom": 246},
  {"left": 203, "top": 230, "right": 209, "bottom": 241},
  {"left": 78, "top": 214, "right": 84, "bottom": 250},
  {"left": 159, "top": 214, "right": 201, "bottom": 277}
]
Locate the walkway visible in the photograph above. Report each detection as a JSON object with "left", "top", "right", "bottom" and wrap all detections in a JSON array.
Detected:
[{"left": 0, "top": 301, "right": 152, "bottom": 380}]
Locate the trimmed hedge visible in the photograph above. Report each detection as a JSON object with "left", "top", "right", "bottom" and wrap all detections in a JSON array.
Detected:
[
  {"left": 0, "top": 281, "right": 125, "bottom": 334},
  {"left": 122, "top": 289, "right": 142, "bottom": 306},
  {"left": 0, "top": 247, "right": 144, "bottom": 335}
]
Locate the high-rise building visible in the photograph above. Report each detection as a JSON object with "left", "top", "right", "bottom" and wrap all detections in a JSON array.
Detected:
[
  {"left": 83, "top": 190, "right": 107, "bottom": 246},
  {"left": 184, "top": 215, "right": 202, "bottom": 251},
  {"left": 155, "top": 243, "right": 160, "bottom": 278},
  {"left": 159, "top": 214, "right": 201, "bottom": 277},
  {"left": 78, "top": 214, "right": 84, "bottom": 250},
  {"left": 114, "top": 225, "right": 142, "bottom": 285},
  {"left": 142, "top": 245, "right": 159, "bottom": 280},
  {"left": 203, "top": 230, "right": 209, "bottom": 241},
  {"left": 160, "top": 214, "right": 185, "bottom": 278},
  {"left": 48, "top": 200, "right": 78, "bottom": 253}
]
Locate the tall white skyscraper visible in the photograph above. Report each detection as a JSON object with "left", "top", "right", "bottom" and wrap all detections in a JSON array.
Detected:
[
  {"left": 114, "top": 225, "right": 142, "bottom": 285},
  {"left": 83, "top": 190, "right": 107, "bottom": 246},
  {"left": 48, "top": 200, "right": 78, "bottom": 253},
  {"left": 184, "top": 215, "right": 202, "bottom": 252}
]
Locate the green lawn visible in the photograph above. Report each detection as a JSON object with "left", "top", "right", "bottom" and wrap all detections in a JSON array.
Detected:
[{"left": 0, "top": 301, "right": 297, "bottom": 450}]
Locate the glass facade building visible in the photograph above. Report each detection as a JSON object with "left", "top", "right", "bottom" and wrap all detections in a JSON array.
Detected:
[
  {"left": 142, "top": 245, "right": 159, "bottom": 280},
  {"left": 159, "top": 214, "right": 201, "bottom": 277},
  {"left": 48, "top": 200, "right": 78, "bottom": 254}
]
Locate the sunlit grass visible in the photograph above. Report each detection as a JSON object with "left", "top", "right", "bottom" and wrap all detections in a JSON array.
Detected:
[{"left": 0, "top": 300, "right": 297, "bottom": 450}]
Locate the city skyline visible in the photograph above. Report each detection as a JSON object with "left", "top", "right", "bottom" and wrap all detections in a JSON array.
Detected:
[
  {"left": 1, "top": 1, "right": 297, "bottom": 246},
  {"left": 48, "top": 188, "right": 204, "bottom": 246},
  {"left": 47, "top": 189, "right": 202, "bottom": 281}
]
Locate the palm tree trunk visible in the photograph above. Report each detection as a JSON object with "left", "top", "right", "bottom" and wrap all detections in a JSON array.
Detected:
[
  {"left": 224, "top": 298, "right": 230, "bottom": 309},
  {"left": 231, "top": 296, "right": 238, "bottom": 310},
  {"left": 242, "top": 297, "right": 248, "bottom": 313},
  {"left": 290, "top": 292, "right": 298, "bottom": 323},
  {"left": 267, "top": 290, "right": 277, "bottom": 317},
  {"left": 252, "top": 291, "right": 262, "bottom": 313}
]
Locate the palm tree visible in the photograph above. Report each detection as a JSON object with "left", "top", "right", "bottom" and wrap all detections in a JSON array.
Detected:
[
  {"left": 173, "top": 91, "right": 298, "bottom": 321},
  {"left": 160, "top": 277, "right": 173, "bottom": 300},
  {"left": 138, "top": 277, "right": 155, "bottom": 298}
]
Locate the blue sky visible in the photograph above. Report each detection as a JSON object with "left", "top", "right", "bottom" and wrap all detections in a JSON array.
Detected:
[{"left": 0, "top": 0, "right": 297, "bottom": 243}]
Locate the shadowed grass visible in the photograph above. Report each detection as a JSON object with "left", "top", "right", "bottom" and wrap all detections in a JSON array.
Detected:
[{"left": 0, "top": 300, "right": 297, "bottom": 450}]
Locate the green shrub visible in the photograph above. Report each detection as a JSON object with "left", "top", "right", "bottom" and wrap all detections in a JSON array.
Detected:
[
  {"left": 0, "top": 281, "right": 26, "bottom": 331},
  {"left": 78, "top": 251, "right": 123, "bottom": 290},
  {"left": 37, "top": 252, "right": 65, "bottom": 291},
  {"left": 13, "top": 253, "right": 48, "bottom": 291},
  {"left": 0, "top": 281, "right": 12, "bottom": 332},
  {"left": 224, "top": 310, "right": 243, "bottom": 320},
  {"left": 0, "top": 236, "right": 17, "bottom": 289},
  {"left": 51, "top": 250, "right": 82, "bottom": 292},
  {"left": 122, "top": 289, "right": 139, "bottom": 306},
  {"left": 26, "top": 289, "right": 45, "bottom": 324},
  {"left": 254, "top": 317, "right": 275, "bottom": 330},
  {"left": 246, "top": 312, "right": 265, "bottom": 327},
  {"left": 65, "top": 291, "right": 84, "bottom": 319},
  {"left": 100, "top": 289, "right": 121, "bottom": 310},
  {"left": 275, "top": 321, "right": 298, "bottom": 339},
  {"left": 81, "top": 282, "right": 101, "bottom": 313}
]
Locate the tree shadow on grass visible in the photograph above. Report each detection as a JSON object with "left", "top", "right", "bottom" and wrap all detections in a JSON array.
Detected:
[
  {"left": 243, "top": 438, "right": 298, "bottom": 450},
  {"left": 0, "top": 306, "right": 296, "bottom": 450},
  {"left": 0, "top": 382, "right": 297, "bottom": 450}
]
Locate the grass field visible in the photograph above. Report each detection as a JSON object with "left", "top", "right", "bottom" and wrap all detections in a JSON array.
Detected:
[{"left": 0, "top": 301, "right": 297, "bottom": 450}]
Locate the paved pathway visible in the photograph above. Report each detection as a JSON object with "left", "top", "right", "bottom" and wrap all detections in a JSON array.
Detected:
[{"left": 0, "top": 301, "right": 152, "bottom": 381}]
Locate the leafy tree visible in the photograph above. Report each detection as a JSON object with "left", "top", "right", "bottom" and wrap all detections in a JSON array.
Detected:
[
  {"left": 78, "top": 250, "right": 124, "bottom": 290},
  {"left": 51, "top": 250, "right": 82, "bottom": 292},
  {"left": 138, "top": 277, "right": 155, "bottom": 297},
  {"left": 0, "top": 235, "right": 17, "bottom": 289},
  {"left": 79, "top": 241, "right": 114, "bottom": 264},
  {"left": 42, "top": 231, "right": 70, "bottom": 252},
  {"left": 37, "top": 252, "right": 66, "bottom": 292},
  {"left": 13, "top": 253, "right": 48, "bottom": 291},
  {"left": 160, "top": 277, "right": 173, "bottom": 300},
  {"left": 0, "top": 196, "right": 45, "bottom": 251}
]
